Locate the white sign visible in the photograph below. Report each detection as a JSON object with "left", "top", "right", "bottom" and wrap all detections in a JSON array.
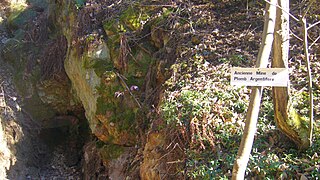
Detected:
[{"left": 231, "top": 67, "right": 289, "bottom": 87}]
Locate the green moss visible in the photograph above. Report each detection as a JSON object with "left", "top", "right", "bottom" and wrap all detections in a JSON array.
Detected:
[
  {"left": 111, "top": 108, "right": 136, "bottom": 131},
  {"left": 96, "top": 81, "right": 138, "bottom": 132},
  {"left": 103, "top": 5, "right": 150, "bottom": 34},
  {"left": 93, "top": 6, "right": 158, "bottom": 135},
  {"left": 95, "top": 81, "right": 124, "bottom": 115},
  {"left": 82, "top": 57, "right": 92, "bottom": 69},
  {"left": 103, "top": 19, "right": 123, "bottom": 35},
  {"left": 124, "top": 48, "right": 154, "bottom": 87},
  {"left": 105, "top": 34, "right": 120, "bottom": 55},
  {"left": 119, "top": 6, "right": 149, "bottom": 31},
  {"left": 125, "top": 76, "right": 140, "bottom": 87},
  {"left": 82, "top": 55, "right": 114, "bottom": 76},
  {"left": 96, "top": 99, "right": 136, "bottom": 132},
  {"left": 100, "top": 143, "right": 124, "bottom": 160},
  {"left": 288, "top": 109, "right": 309, "bottom": 140},
  {"left": 98, "top": 84, "right": 123, "bottom": 99},
  {"left": 96, "top": 97, "right": 115, "bottom": 114},
  {"left": 92, "top": 59, "right": 114, "bottom": 76},
  {"left": 93, "top": 49, "right": 153, "bottom": 132},
  {"left": 95, "top": 83, "right": 108, "bottom": 94}
]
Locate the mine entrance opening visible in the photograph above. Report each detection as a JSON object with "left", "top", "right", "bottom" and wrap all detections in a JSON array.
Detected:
[
  {"left": 35, "top": 110, "right": 91, "bottom": 177},
  {"left": 39, "top": 126, "right": 70, "bottom": 150}
]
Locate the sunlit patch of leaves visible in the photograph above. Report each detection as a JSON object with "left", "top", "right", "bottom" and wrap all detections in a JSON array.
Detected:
[
  {"left": 157, "top": 0, "right": 320, "bottom": 179},
  {"left": 160, "top": 51, "right": 250, "bottom": 178},
  {"left": 291, "top": 89, "right": 311, "bottom": 117},
  {"left": 246, "top": 128, "right": 320, "bottom": 179},
  {"left": 161, "top": 50, "right": 320, "bottom": 178}
]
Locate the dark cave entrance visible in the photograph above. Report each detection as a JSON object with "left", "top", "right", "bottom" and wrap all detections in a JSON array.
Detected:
[
  {"left": 36, "top": 110, "right": 91, "bottom": 178},
  {"left": 39, "top": 110, "right": 89, "bottom": 147}
]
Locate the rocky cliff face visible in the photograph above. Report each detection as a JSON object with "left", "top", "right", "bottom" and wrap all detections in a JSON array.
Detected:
[
  {"left": 2, "top": 0, "right": 81, "bottom": 124},
  {"left": 1, "top": 0, "right": 182, "bottom": 179},
  {"left": 53, "top": 0, "right": 178, "bottom": 178}
]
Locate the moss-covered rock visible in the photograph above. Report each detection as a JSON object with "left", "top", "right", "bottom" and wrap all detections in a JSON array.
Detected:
[
  {"left": 43, "top": 0, "right": 177, "bottom": 178},
  {"left": 54, "top": 0, "right": 161, "bottom": 146},
  {"left": 2, "top": 0, "right": 81, "bottom": 125}
]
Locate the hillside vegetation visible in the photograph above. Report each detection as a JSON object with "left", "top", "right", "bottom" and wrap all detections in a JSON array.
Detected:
[{"left": 0, "top": 0, "right": 319, "bottom": 179}]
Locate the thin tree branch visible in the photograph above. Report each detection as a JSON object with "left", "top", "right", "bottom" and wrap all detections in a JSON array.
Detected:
[
  {"left": 302, "top": 17, "right": 314, "bottom": 146},
  {"left": 307, "top": 21, "right": 320, "bottom": 30},
  {"left": 290, "top": 29, "right": 303, "bottom": 41},
  {"left": 309, "top": 35, "right": 320, "bottom": 49},
  {"left": 302, "top": 1, "right": 314, "bottom": 19}
]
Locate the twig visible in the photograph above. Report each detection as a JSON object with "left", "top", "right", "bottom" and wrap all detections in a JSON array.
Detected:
[
  {"left": 140, "top": 4, "right": 209, "bottom": 8},
  {"left": 166, "top": 160, "right": 184, "bottom": 164},
  {"left": 157, "top": 142, "right": 181, "bottom": 162},
  {"left": 302, "top": 17, "right": 313, "bottom": 146},
  {"left": 128, "top": 51, "right": 141, "bottom": 66},
  {"left": 302, "top": 1, "right": 314, "bottom": 19},
  {"left": 309, "top": 35, "right": 320, "bottom": 49},
  {"left": 115, "top": 72, "right": 142, "bottom": 108},
  {"left": 246, "top": 0, "right": 249, "bottom": 16},
  {"left": 307, "top": 21, "right": 320, "bottom": 30},
  {"left": 290, "top": 29, "right": 303, "bottom": 41},
  {"left": 107, "top": 0, "right": 122, "bottom": 8}
]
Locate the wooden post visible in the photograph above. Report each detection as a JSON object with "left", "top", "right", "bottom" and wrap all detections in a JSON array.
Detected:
[{"left": 232, "top": 1, "right": 277, "bottom": 179}]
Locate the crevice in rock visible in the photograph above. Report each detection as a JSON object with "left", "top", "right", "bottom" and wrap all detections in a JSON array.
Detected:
[
  {"left": 34, "top": 111, "right": 91, "bottom": 179},
  {"left": 0, "top": 1, "right": 94, "bottom": 177},
  {"left": 0, "top": 56, "right": 92, "bottom": 179}
]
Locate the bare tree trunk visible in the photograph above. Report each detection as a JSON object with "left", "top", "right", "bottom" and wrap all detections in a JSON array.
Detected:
[
  {"left": 231, "top": 1, "right": 277, "bottom": 179},
  {"left": 272, "top": 0, "right": 310, "bottom": 149}
]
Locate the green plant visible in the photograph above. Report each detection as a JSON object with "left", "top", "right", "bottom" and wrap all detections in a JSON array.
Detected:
[
  {"left": 160, "top": 53, "right": 250, "bottom": 178},
  {"left": 229, "top": 54, "right": 249, "bottom": 67}
]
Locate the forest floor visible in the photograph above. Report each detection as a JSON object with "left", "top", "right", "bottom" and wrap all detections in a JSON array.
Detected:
[{"left": 157, "top": 0, "right": 320, "bottom": 179}]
